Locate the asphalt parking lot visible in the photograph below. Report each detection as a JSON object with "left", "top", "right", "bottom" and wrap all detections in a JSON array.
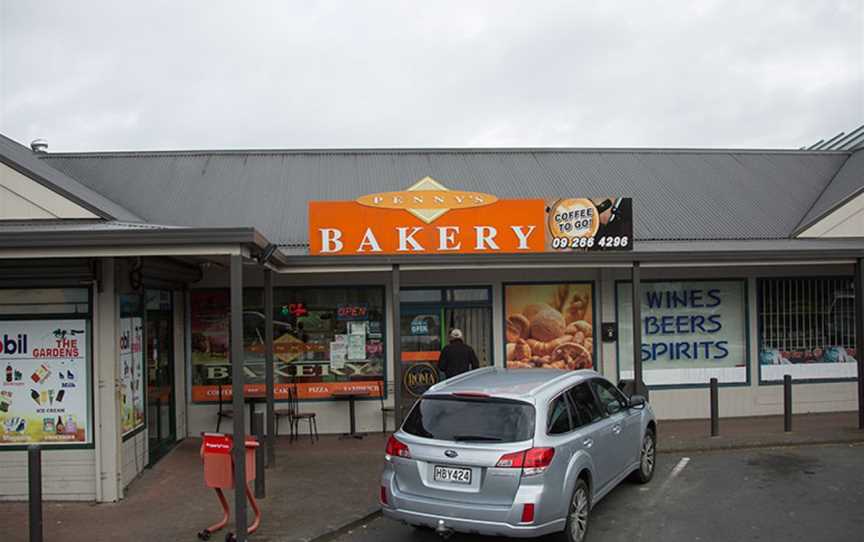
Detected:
[{"left": 334, "top": 443, "right": 864, "bottom": 542}]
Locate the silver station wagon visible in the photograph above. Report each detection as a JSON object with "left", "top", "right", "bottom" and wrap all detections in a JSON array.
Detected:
[{"left": 380, "top": 368, "right": 656, "bottom": 542}]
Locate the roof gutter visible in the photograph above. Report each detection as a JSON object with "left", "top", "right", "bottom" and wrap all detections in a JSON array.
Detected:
[
  {"left": 270, "top": 245, "right": 864, "bottom": 269},
  {"left": 0, "top": 226, "right": 291, "bottom": 266}
]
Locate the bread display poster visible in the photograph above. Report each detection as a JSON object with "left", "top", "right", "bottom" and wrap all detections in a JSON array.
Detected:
[
  {"left": 505, "top": 283, "right": 594, "bottom": 371},
  {"left": 0, "top": 319, "right": 90, "bottom": 446}
]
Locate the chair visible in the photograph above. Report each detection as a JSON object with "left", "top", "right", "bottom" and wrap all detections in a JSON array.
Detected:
[
  {"left": 288, "top": 385, "right": 318, "bottom": 443},
  {"left": 215, "top": 385, "right": 233, "bottom": 433},
  {"left": 273, "top": 401, "right": 295, "bottom": 438},
  {"left": 381, "top": 406, "right": 395, "bottom": 433},
  {"left": 377, "top": 381, "right": 395, "bottom": 433}
]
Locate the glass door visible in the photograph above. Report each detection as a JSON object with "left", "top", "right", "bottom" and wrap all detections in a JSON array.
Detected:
[
  {"left": 443, "top": 306, "right": 493, "bottom": 367},
  {"left": 146, "top": 290, "right": 175, "bottom": 465},
  {"left": 399, "top": 305, "right": 442, "bottom": 419},
  {"left": 398, "top": 287, "right": 492, "bottom": 419}
]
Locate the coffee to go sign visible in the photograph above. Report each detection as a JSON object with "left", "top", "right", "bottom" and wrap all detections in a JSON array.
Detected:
[{"left": 309, "top": 177, "right": 633, "bottom": 255}]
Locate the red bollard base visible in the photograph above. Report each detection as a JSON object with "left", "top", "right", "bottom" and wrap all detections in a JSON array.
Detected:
[
  {"left": 198, "top": 433, "right": 262, "bottom": 540},
  {"left": 224, "top": 483, "right": 262, "bottom": 541}
]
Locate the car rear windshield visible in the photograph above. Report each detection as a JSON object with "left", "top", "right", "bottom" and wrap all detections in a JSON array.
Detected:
[{"left": 402, "top": 395, "right": 535, "bottom": 443}]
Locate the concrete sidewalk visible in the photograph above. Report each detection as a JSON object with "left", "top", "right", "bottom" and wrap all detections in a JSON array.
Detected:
[
  {"left": 658, "top": 411, "right": 863, "bottom": 452},
  {"left": 2, "top": 434, "right": 385, "bottom": 542},
  {"left": 2, "top": 412, "right": 862, "bottom": 542}
]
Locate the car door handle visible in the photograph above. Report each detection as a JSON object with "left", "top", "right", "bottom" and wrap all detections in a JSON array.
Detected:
[
  {"left": 612, "top": 424, "right": 622, "bottom": 435},
  {"left": 582, "top": 438, "right": 593, "bottom": 448}
]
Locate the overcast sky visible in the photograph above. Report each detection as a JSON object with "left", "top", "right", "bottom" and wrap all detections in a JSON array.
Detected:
[{"left": 0, "top": 1, "right": 861, "bottom": 151}]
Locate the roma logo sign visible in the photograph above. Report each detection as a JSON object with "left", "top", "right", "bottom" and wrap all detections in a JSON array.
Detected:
[{"left": 308, "top": 177, "right": 632, "bottom": 255}]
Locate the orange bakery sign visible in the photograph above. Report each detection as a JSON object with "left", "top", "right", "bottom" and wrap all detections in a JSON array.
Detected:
[{"left": 308, "top": 177, "right": 633, "bottom": 255}]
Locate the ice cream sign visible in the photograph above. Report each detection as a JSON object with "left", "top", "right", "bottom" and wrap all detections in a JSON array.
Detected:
[
  {"left": 309, "top": 177, "right": 633, "bottom": 255},
  {"left": 0, "top": 320, "right": 90, "bottom": 447}
]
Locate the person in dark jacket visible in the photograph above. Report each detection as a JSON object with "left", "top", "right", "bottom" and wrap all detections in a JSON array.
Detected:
[{"left": 437, "top": 329, "right": 479, "bottom": 379}]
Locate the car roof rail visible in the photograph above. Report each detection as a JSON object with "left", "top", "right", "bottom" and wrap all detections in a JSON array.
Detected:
[
  {"left": 427, "top": 366, "right": 496, "bottom": 393},
  {"left": 531, "top": 369, "right": 595, "bottom": 396}
]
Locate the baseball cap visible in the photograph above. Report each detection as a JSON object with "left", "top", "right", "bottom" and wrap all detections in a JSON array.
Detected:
[{"left": 449, "top": 329, "right": 463, "bottom": 339}]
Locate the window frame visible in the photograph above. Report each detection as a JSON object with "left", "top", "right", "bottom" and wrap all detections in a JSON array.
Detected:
[
  {"left": 566, "top": 381, "right": 605, "bottom": 429},
  {"left": 614, "top": 278, "right": 751, "bottom": 390},
  {"left": 546, "top": 392, "right": 574, "bottom": 435},
  {"left": 188, "top": 284, "right": 388, "bottom": 403},
  {"left": 0, "top": 287, "right": 95, "bottom": 452},
  {"left": 502, "top": 281, "right": 598, "bottom": 372},
  {"left": 589, "top": 378, "right": 628, "bottom": 417},
  {"left": 756, "top": 275, "right": 858, "bottom": 385}
]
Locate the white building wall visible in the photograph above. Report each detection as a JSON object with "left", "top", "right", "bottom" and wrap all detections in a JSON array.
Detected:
[
  {"left": 0, "top": 261, "right": 125, "bottom": 501},
  {"left": 0, "top": 162, "right": 98, "bottom": 220},
  {"left": 0, "top": 449, "right": 97, "bottom": 501},
  {"left": 603, "top": 263, "right": 858, "bottom": 419},
  {"left": 185, "top": 262, "right": 859, "bottom": 437},
  {"left": 120, "top": 431, "right": 147, "bottom": 489},
  {"left": 799, "top": 191, "right": 864, "bottom": 238},
  {"left": 95, "top": 258, "right": 122, "bottom": 501}
]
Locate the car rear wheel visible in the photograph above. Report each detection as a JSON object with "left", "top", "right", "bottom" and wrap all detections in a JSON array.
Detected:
[
  {"left": 635, "top": 429, "right": 656, "bottom": 483},
  {"left": 563, "top": 479, "right": 590, "bottom": 542}
]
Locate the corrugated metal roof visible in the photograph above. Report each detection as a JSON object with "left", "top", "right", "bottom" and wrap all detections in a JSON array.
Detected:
[
  {"left": 795, "top": 149, "right": 864, "bottom": 234},
  {"left": 41, "top": 148, "right": 849, "bottom": 245},
  {"left": 0, "top": 134, "right": 142, "bottom": 222}
]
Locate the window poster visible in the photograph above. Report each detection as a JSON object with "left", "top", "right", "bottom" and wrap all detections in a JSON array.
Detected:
[
  {"left": 504, "top": 283, "right": 594, "bottom": 370},
  {"left": 347, "top": 333, "right": 367, "bottom": 361},
  {"left": 617, "top": 280, "right": 748, "bottom": 386},
  {"left": 119, "top": 317, "right": 145, "bottom": 436},
  {"left": 190, "top": 287, "right": 386, "bottom": 402},
  {"left": 0, "top": 319, "right": 91, "bottom": 446}
]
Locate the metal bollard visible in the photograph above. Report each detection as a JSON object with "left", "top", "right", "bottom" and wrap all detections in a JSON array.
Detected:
[
  {"left": 783, "top": 374, "right": 792, "bottom": 432},
  {"left": 28, "top": 445, "right": 43, "bottom": 542},
  {"left": 252, "top": 412, "right": 266, "bottom": 499},
  {"left": 709, "top": 378, "right": 719, "bottom": 437}
]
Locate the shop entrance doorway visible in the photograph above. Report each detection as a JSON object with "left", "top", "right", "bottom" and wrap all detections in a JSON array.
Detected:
[
  {"left": 399, "top": 287, "right": 492, "bottom": 417},
  {"left": 145, "top": 290, "right": 176, "bottom": 465}
]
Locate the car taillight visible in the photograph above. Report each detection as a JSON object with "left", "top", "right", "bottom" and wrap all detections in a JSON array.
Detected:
[
  {"left": 385, "top": 435, "right": 411, "bottom": 459},
  {"left": 496, "top": 450, "right": 525, "bottom": 468},
  {"left": 495, "top": 447, "right": 555, "bottom": 476},
  {"left": 520, "top": 503, "right": 535, "bottom": 523},
  {"left": 380, "top": 485, "right": 388, "bottom": 505}
]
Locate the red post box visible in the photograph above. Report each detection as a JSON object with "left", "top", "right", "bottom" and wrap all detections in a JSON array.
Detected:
[
  {"left": 198, "top": 433, "right": 261, "bottom": 541},
  {"left": 202, "top": 433, "right": 258, "bottom": 488}
]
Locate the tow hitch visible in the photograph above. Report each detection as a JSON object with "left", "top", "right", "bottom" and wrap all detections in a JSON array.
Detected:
[{"left": 436, "top": 519, "right": 454, "bottom": 539}]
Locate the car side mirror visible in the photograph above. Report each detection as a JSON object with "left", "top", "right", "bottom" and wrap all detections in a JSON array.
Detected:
[{"left": 628, "top": 395, "right": 646, "bottom": 410}]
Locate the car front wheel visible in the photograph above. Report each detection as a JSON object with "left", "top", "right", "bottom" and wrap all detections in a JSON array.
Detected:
[
  {"left": 563, "top": 479, "right": 590, "bottom": 542},
  {"left": 635, "top": 429, "right": 656, "bottom": 483}
]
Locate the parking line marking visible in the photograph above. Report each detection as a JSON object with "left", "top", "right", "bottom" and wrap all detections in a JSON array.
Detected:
[
  {"left": 654, "top": 457, "right": 691, "bottom": 495},
  {"left": 669, "top": 457, "right": 690, "bottom": 479}
]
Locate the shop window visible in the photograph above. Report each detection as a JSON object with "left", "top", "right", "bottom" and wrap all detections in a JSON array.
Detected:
[
  {"left": 0, "top": 288, "right": 92, "bottom": 448},
  {"left": 0, "top": 288, "right": 89, "bottom": 315},
  {"left": 119, "top": 294, "right": 145, "bottom": 438},
  {"left": 446, "top": 288, "right": 491, "bottom": 302},
  {"left": 400, "top": 289, "right": 441, "bottom": 303},
  {"left": 758, "top": 277, "right": 858, "bottom": 382},
  {"left": 504, "top": 283, "right": 595, "bottom": 371},
  {"left": 617, "top": 280, "right": 748, "bottom": 386},
  {"left": 190, "top": 286, "right": 386, "bottom": 402}
]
